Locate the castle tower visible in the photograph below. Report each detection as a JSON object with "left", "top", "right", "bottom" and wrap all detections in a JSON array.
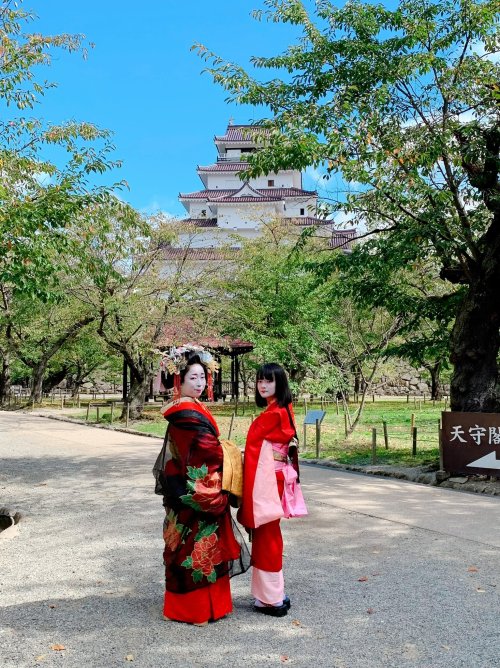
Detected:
[{"left": 163, "top": 123, "right": 355, "bottom": 261}]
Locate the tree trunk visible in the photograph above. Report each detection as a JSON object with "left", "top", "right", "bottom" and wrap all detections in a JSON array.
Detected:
[
  {"left": 0, "top": 351, "right": 11, "bottom": 405},
  {"left": 42, "top": 367, "right": 68, "bottom": 394},
  {"left": 352, "top": 364, "right": 361, "bottom": 395},
  {"left": 26, "top": 316, "right": 94, "bottom": 404},
  {"left": 450, "top": 276, "right": 500, "bottom": 412},
  {"left": 31, "top": 360, "right": 49, "bottom": 403},
  {"left": 427, "top": 361, "right": 442, "bottom": 401},
  {"left": 121, "top": 366, "right": 152, "bottom": 420},
  {"left": 348, "top": 359, "right": 381, "bottom": 435}
]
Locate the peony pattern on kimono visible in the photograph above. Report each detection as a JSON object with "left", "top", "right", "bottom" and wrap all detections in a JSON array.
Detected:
[
  {"left": 156, "top": 399, "right": 249, "bottom": 594},
  {"left": 181, "top": 521, "right": 222, "bottom": 583},
  {"left": 163, "top": 510, "right": 188, "bottom": 551},
  {"left": 180, "top": 465, "right": 226, "bottom": 515}
]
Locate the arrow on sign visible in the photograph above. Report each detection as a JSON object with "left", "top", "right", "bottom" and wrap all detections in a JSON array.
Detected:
[{"left": 467, "top": 451, "right": 500, "bottom": 470}]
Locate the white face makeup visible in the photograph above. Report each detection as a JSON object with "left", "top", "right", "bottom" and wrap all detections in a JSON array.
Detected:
[
  {"left": 180, "top": 363, "right": 206, "bottom": 399},
  {"left": 257, "top": 376, "right": 276, "bottom": 401}
]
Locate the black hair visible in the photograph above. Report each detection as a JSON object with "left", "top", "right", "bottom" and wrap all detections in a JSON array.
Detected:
[
  {"left": 180, "top": 354, "right": 207, "bottom": 384},
  {"left": 255, "top": 362, "right": 292, "bottom": 408}
]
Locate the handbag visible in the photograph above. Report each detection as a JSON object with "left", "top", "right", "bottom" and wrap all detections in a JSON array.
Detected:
[
  {"left": 285, "top": 404, "right": 300, "bottom": 482},
  {"left": 219, "top": 438, "right": 244, "bottom": 507}
]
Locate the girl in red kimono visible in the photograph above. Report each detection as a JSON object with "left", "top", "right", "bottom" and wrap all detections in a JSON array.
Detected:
[
  {"left": 153, "top": 349, "right": 249, "bottom": 625},
  {"left": 238, "top": 363, "right": 307, "bottom": 617}
]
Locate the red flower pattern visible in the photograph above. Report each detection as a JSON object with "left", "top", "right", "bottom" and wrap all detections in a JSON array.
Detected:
[
  {"left": 163, "top": 521, "right": 181, "bottom": 551},
  {"left": 191, "top": 533, "right": 222, "bottom": 576},
  {"left": 192, "top": 471, "right": 226, "bottom": 513}
]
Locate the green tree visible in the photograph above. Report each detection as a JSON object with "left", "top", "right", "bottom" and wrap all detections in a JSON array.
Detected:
[
  {"left": 76, "top": 212, "right": 226, "bottom": 419},
  {"left": 335, "top": 300, "right": 404, "bottom": 433},
  {"left": 218, "top": 221, "right": 404, "bottom": 433},
  {"left": 3, "top": 293, "right": 95, "bottom": 403},
  {"left": 328, "top": 245, "right": 460, "bottom": 399},
  {"left": 38, "top": 330, "right": 121, "bottom": 396},
  {"left": 0, "top": 1, "right": 123, "bottom": 400},
  {"left": 1, "top": 196, "right": 156, "bottom": 405},
  {"left": 199, "top": 0, "right": 500, "bottom": 412},
  {"left": 217, "top": 221, "right": 339, "bottom": 388},
  {"left": 1, "top": 1, "right": 121, "bottom": 300}
]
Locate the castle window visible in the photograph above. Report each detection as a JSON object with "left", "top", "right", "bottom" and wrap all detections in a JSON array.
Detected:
[
  {"left": 268, "top": 179, "right": 274, "bottom": 187},
  {"left": 300, "top": 208, "right": 305, "bottom": 216}
]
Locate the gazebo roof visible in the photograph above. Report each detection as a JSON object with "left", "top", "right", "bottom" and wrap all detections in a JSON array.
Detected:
[{"left": 158, "top": 321, "right": 254, "bottom": 355}]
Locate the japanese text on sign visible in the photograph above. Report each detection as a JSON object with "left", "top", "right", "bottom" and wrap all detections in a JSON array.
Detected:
[{"left": 448, "top": 424, "right": 500, "bottom": 446}]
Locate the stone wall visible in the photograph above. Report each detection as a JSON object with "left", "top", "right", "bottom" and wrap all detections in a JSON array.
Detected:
[{"left": 375, "top": 362, "right": 449, "bottom": 397}]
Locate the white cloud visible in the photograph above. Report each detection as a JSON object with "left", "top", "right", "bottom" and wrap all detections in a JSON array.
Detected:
[
  {"left": 34, "top": 171, "right": 54, "bottom": 186},
  {"left": 457, "top": 110, "right": 477, "bottom": 124},
  {"left": 139, "top": 200, "right": 180, "bottom": 219},
  {"left": 333, "top": 210, "right": 356, "bottom": 228},
  {"left": 305, "top": 166, "right": 330, "bottom": 187},
  {"left": 470, "top": 41, "right": 500, "bottom": 64}
]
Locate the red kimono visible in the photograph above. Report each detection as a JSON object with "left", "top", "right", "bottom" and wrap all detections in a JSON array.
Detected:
[
  {"left": 153, "top": 398, "right": 248, "bottom": 624},
  {"left": 238, "top": 400, "right": 305, "bottom": 606}
]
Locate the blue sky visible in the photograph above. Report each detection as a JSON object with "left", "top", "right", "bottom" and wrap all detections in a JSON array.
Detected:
[{"left": 23, "top": 0, "right": 315, "bottom": 218}]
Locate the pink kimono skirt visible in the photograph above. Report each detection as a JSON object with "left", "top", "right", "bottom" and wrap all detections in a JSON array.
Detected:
[{"left": 251, "top": 442, "right": 307, "bottom": 605}]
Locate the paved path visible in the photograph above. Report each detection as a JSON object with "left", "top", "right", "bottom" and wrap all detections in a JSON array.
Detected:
[{"left": 1, "top": 412, "right": 499, "bottom": 668}]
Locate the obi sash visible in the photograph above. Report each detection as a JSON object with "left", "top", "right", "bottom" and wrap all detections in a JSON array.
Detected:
[{"left": 271, "top": 443, "right": 308, "bottom": 519}]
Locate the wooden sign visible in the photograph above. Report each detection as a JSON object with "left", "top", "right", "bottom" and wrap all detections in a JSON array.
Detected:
[{"left": 441, "top": 412, "right": 500, "bottom": 478}]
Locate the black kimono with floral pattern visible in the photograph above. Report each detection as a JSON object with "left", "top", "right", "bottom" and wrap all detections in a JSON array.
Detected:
[{"left": 153, "top": 398, "right": 248, "bottom": 593}]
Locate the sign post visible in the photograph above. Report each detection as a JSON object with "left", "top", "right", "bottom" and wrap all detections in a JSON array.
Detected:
[
  {"left": 441, "top": 412, "right": 500, "bottom": 478},
  {"left": 303, "top": 410, "right": 326, "bottom": 455}
]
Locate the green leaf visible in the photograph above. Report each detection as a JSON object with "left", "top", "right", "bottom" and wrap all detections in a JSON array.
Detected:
[
  {"left": 181, "top": 556, "right": 193, "bottom": 569},
  {"left": 192, "top": 569, "right": 204, "bottom": 583},
  {"left": 207, "top": 570, "right": 217, "bottom": 583},
  {"left": 187, "top": 464, "right": 209, "bottom": 480},
  {"left": 179, "top": 495, "right": 202, "bottom": 511},
  {"left": 194, "top": 522, "right": 218, "bottom": 542},
  {"left": 166, "top": 510, "right": 177, "bottom": 524}
]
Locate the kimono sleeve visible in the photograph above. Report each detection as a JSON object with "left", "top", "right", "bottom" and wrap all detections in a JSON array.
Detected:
[
  {"left": 237, "top": 410, "right": 281, "bottom": 529},
  {"left": 179, "top": 427, "right": 229, "bottom": 517}
]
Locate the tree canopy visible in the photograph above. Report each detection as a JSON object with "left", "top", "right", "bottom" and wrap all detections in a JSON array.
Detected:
[
  {"left": 198, "top": 0, "right": 500, "bottom": 412},
  {"left": 1, "top": 0, "right": 123, "bottom": 302}
]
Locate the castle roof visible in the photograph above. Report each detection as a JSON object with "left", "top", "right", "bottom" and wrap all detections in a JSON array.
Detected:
[
  {"left": 182, "top": 218, "right": 218, "bottom": 227},
  {"left": 214, "top": 195, "right": 283, "bottom": 203},
  {"left": 197, "top": 162, "right": 249, "bottom": 172},
  {"left": 161, "top": 246, "right": 239, "bottom": 261},
  {"left": 214, "top": 124, "right": 268, "bottom": 143},
  {"left": 330, "top": 228, "right": 357, "bottom": 250},
  {"left": 284, "top": 216, "right": 333, "bottom": 227},
  {"left": 158, "top": 319, "right": 253, "bottom": 353},
  {"left": 179, "top": 189, "right": 234, "bottom": 200},
  {"left": 179, "top": 187, "right": 316, "bottom": 201}
]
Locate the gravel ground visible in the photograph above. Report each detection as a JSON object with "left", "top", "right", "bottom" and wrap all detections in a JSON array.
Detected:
[{"left": 1, "top": 412, "right": 500, "bottom": 668}]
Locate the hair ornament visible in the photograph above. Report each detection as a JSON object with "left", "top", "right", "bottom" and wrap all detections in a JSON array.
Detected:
[{"left": 156, "top": 344, "right": 219, "bottom": 401}]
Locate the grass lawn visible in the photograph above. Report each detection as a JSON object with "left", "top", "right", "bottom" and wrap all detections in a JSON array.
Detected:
[{"left": 67, "top": 396, "right": 443, "bottom": 468}]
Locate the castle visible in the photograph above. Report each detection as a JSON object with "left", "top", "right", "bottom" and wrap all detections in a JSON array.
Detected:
[{"left": 162, "top": 122, "right": 356, "bottom": 262}]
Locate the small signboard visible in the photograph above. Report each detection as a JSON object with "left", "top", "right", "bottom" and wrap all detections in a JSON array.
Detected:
[
  {"left": 304, "top": 410, "right": 326, "bottom": 425},
  {"left": 441, "top": 411, "right": 500, "bottom": 478}
]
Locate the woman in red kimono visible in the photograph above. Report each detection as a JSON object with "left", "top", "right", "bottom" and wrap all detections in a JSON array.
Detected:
[
  {"left": 153, "top": 348, "right": 249, "bottom": 625},
  {"left": 238, "top": 363, "right": 307, "bottom": 617}
]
